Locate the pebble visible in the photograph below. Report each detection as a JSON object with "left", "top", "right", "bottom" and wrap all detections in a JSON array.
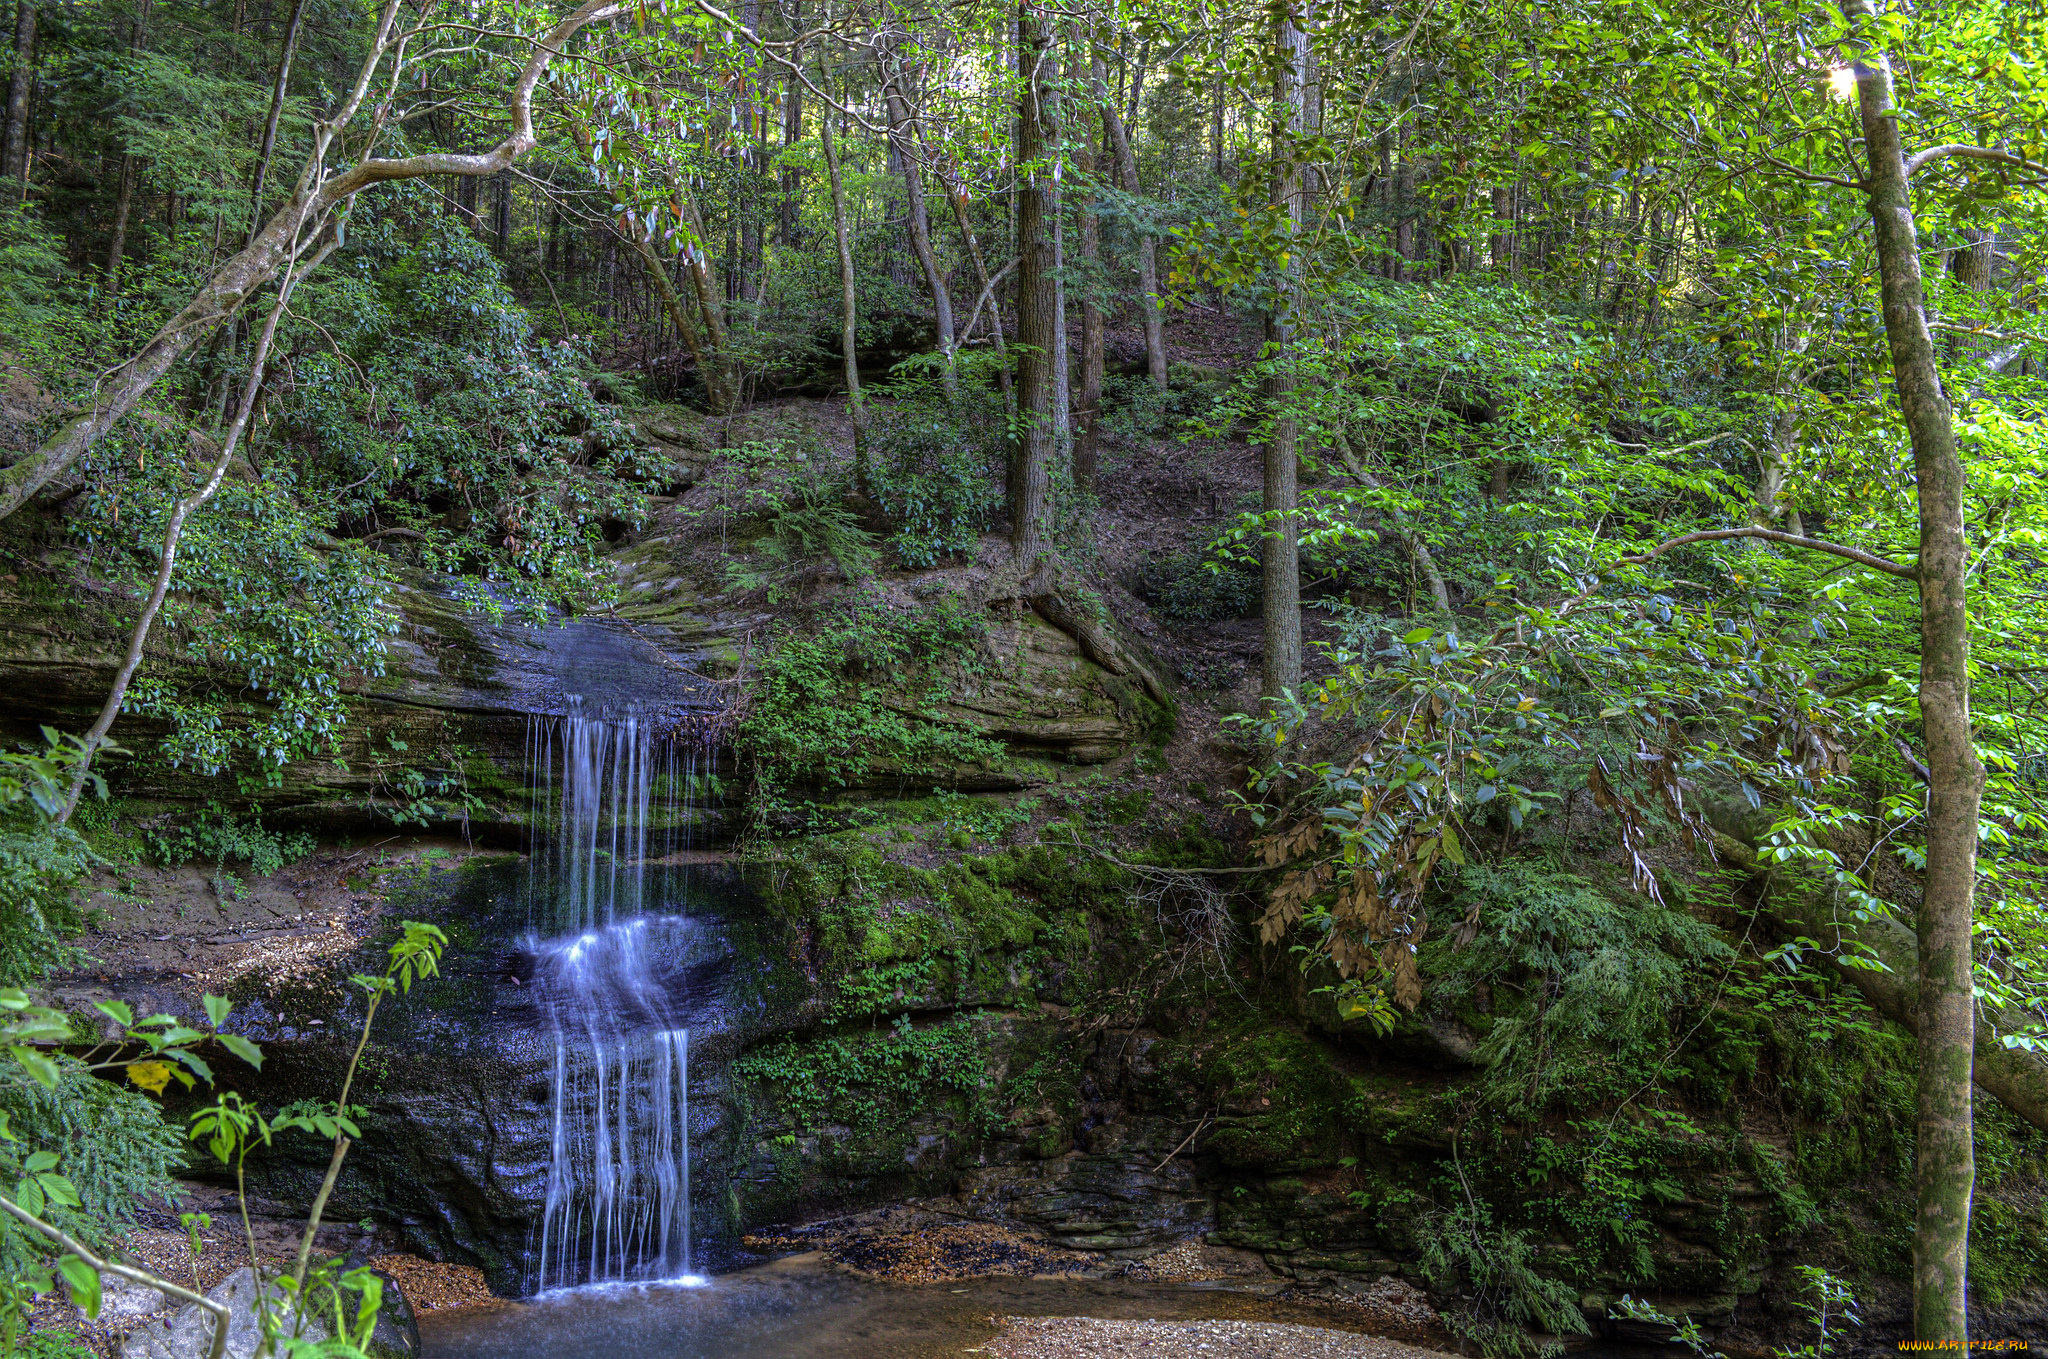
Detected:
[{"left": 983, "top": 1317, "right": 1452, "bottom": 1359}]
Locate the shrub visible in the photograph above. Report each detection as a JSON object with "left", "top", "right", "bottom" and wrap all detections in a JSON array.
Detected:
[
  {"left": 1142, "top": 549, "right": 1260, "bottom": 623},
  {"left": 864, "top": 396, "right": 1003, "bottom": 569}
]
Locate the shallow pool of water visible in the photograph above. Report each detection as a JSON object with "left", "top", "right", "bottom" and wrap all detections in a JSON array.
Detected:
[{"left": 419, "top": 1254, "right": 1368, "bottom": 1359}]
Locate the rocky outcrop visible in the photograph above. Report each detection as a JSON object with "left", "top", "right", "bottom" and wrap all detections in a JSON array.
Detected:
[{"left": 118, "top": 1264, "right": 418, "bottom": 1359}]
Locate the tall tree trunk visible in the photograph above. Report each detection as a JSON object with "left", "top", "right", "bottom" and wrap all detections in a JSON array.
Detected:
[
  {"left": 820, "top": 93, "right": 865, "bottom": 459},
  {"left": 883, "top": 66, "right": 956, "bottom": 393},
  {"left": 679, "top": 196, "right": 736, "bottom": 413},
  {"left": 106, "top": 0, "right": 152, "bottom": 282},
  {"left": 106, "top": 154, "right": 136, "bottom": 280},
  {"left": 2, "top": 0, "right": 32, "bottom": 195},
  {"left": 1049, "top": 88, "right": 1071, "bottom": 473},
  {"left": 631, "top": 235, "right": 716, "bottom": 403},
  {"left": 1260, "top": 0, "right": 1308, "bottom": 701},
  {"left": 1010, "top": 1, "right": 1055, "bottom": 563},
  {"left": 778, "top": 65, "right": 802, "bottom": 246},
  {"left": 246, "top": 0, "right": 308, "bottom": 244},
  {"left": 1392, "top": 135, "right": 1414, "bottom": 281},
  {"left": 492, "top": 169, "right": 511, "bottom": 252},
  {"left": 1096, "top": 54, "right": 1166, "bottom": 391},
  {"left": 1754, "top": 329, "right": 1810, "bottom": 535},
  {"left": 1075, "top": 112, "right": 1103, "bottom": 492},
  {"left": 1843, "top": 0, "right": 1982, "bottom": 1342}
]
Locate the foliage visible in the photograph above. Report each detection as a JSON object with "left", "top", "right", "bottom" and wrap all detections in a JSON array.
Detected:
[
  {"left": 1426, "top": 866, "right": 1728, "bottom": 1112},
  {"left": 0, "top": 1061, "right": 183, "bottom": 1275},
  {"left": 735, "top": 1010, "right": 1006, "bottom": 1140},
  {"left": 737, "top": 588, "right": 1003, "bottom": 811},
  {"left": 143, "top": 802, "right": 315, "bottom": 884},
  {"left": 1142, "top": 548, "right": 1260, "bottom": 624},
  {"left": 863, "top": 393, "right": 1004, "bottom": 569},
  {"left": 1418, "top": 1190, "right": 1590, "bottom": 1359}
]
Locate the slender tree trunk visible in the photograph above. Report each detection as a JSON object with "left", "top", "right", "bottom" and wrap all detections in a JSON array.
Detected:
[
  {"left": 106, "top": 156, "right": 136, "bottom": 280},
  {"left": 1259, "top": 2, "right": 1308, "bottom": 701},
  {"left": 1049, "top": 82, "right": 1071, "bottom": 473},
  {"left": 106, "top": 0, "right": 152, "bottom": 282},
  {"left": 246, "top": 0, "right": 308, "bottom": 244},
  {"left": 946, "top": 179, "right": 1014, "bottom": 413},
  {"left": 1754, "top": 328, "right": 1810, "bottom": 535},
  {"left": 0, "top": 0, "right": 626, "bottom": 521},
  {"left": 1096, "top": 55, "right": 1166, "bottom": 391},
  {"left": 679, "top": 196, "right": 736, "bottom": 413},
  {"left": 1010, "top": 1, "right": 1056, "bottom": 563},
  {"left": 632, "top": 235, "right": 715, "bottom": 399},
  {"left": 493, "top": 169, "right": 510, "bottom": 253},
  {"left": 1, "top": 0, "right": 32, "bottom": 195},
  {"left": 57, "top": 234, "right": 336, "bottom": 824},
  {"left": 1075, "top": 114, "right": 1103, "bottom": 492},
  {"left": 779, "top": 70, "right": 802, "bottom": 246},
  {"left": 1843, "top": 0, "right": 1981, "bottom": 1342},
  {"left": 821, "top": 93, "right": 865, "bottom": 459},
  {"left": 883, "top": 69, "right": 955, "bottom": 393}
]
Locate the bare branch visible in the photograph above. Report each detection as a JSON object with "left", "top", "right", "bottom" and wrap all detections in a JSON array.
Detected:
[
  {"left": 1618, "top": 527, "right": 1916, "bottom": 578},
  {"left": 0, "top": 1193, "right": 233, "bottom": 1359},
  {"left": 1904, "top": 144, "right": 2048, "bottom": 179}
]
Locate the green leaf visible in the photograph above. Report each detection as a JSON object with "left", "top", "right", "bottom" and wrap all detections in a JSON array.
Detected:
[
  {"left": 23, "top": 1150, "right": 57, "bottom": 1174},
  {"left": 93, "top": 1001, "right": 135, "bottom": 1028},
  {"left": 203, "top": 995, "right": 232, "bottom": 1029},
  {"left": 1402, "top": 626, "right": 1434, "bottom": 644},
  {"left": 11, "top": 1047, "right": 58, "bottom": 1088},
  {"left": 57, "top": 1257, "right": 100, "bottom": 1320},
  {"left": 37, "top": 1173, "right": 80, "bottom": 1209},
  {"left": 216, "top": 1034, "right": 264, "bottom": 1070}
]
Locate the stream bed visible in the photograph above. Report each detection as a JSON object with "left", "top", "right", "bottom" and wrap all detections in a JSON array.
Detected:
[{"left": 418, "top": 1253, "right": 1374, "bottom": 1359}]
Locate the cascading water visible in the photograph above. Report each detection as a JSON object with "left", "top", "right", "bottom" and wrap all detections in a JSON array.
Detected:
[{"left": 524, "top": 699, "right": 710, "bottom": 1290}]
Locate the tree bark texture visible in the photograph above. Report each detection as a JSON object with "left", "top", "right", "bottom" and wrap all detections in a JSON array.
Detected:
[
  {"left": 1009, "top": 2, "right": 1055, "bottom": 563},
  {"left": 1097, "top": 65, "right": 1167, "bottom": 391},
  {"left": 1260, "top": 2, "right": 1308, "bottom": 701},
  {"left": 821, "top": 96, "right": 865, "bottom": 455},
  {"left": 1844, "top": 0, "right": 1983, "bottom": 1341},
  {"left": 2, "top": 0, "right": 31, "bottom": 192}
]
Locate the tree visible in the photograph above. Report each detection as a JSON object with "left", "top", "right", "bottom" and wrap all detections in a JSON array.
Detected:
[
  {"left": 0, "top": 0, "right": 628, "bottom": 522},
  {"left": 1010, "top": 0, "right": 1056, "bottom": 564},
  {"left": 1259, "top": 0, "right": 1308, "bottom": 701}
]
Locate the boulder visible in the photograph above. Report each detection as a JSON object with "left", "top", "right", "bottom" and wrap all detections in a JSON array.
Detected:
[
  {"left": 120, "top": 1268, "right": 327, "bottom": 1359},
  {"left": 119, "top": 1266, "right": 418, "bottom": 1359},
  {"left": 98, "top": 1274, "right": 178, "bottom": 1326}
]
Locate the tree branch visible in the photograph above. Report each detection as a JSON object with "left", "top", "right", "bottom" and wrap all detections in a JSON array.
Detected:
[
  {"left": 1903, "top": 144, "right": 2048, "bottom": 180},
  {"left": 1618, "top": 526, "right": 1916, "bottom": 578},
  {"left": 0, "top": 1192, "right": 232, "bottom": 1359}
]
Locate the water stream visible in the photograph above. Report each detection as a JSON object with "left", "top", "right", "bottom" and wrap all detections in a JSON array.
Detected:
[
  {"left": 524, "top": 699, "right": 709, "bottom": 1291},
  {"left": 422, "top": 1254, "right": 1374, "bottom": 1359}
]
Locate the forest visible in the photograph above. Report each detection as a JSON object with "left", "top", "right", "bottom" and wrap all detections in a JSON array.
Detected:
[{"left": 0, "top": 0, "right": 2042, "bottom": 1353}]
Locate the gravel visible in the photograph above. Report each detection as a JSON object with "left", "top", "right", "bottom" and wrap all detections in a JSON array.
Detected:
[{"left": 983, "top": 1317, "right": 1453, "bottom": 1359}]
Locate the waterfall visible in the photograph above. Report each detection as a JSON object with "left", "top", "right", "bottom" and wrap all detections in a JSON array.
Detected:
[{"left": 526, "top": 699, "right": 705, "bottom": 1290}]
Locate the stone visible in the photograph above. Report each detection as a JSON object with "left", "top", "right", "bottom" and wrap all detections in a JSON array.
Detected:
[
  {"left": 119, "top": 1265, "right": 419, "bottom": 1359},
  {"left": 120, "top": 1267, "right": 329, "bottom": 1359},
  {"left": 98, "top": 1274, "right": 178, "bottom": 1325}
]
